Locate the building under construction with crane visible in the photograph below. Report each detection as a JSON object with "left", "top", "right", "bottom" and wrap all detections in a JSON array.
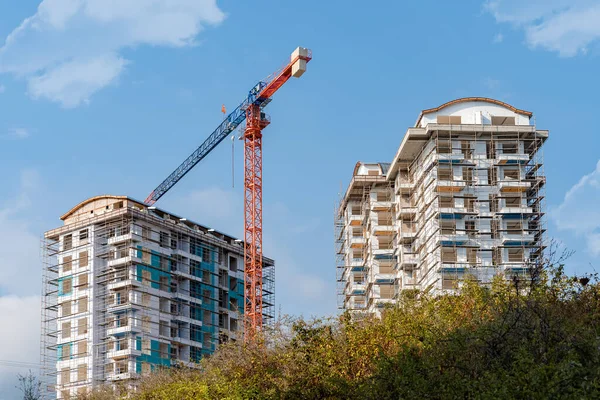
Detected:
[{"left": 40, "top": 47, "right": 311, "bottom": 399}]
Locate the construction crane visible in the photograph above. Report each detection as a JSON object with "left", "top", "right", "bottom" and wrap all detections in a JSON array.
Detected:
[{"left": 145, "top": 47, "right": 312, "bottom": 339}]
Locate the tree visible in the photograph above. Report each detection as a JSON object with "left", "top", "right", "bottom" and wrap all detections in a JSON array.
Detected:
[
  {"left": 16, "top": 370, "right": 41, "bottom": 400},
  {"left": 85, "top": 256, "right": 600, "bottom": 399}
]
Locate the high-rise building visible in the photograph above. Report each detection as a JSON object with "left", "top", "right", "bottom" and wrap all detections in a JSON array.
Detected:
[
  {"left": 41, "top": 196, "right": 275, "bottom": 399},
  {"left": 336, "top": 98, "right": 547, "bottom": 314}
]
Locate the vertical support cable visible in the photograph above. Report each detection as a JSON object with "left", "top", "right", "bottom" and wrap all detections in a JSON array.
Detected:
[{"left": 231, "top": 135, "right": 235, "bottom": 188}]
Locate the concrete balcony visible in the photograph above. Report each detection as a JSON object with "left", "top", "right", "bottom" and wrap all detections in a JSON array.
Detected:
[
  {"left": 399, "top": 254, "right": 418, "bottom": 268},
  {"left": 349, "top": 258, "right": 364, "bottom": 268},
  {"left": 107, "top": 324, "right": 142, "bottom": 336},
  {"left": 347, "top": 300, "right": 367, "bottom": 310},
  {"left": 172, "top": 269, "right": 199, "bottom": 282},
  {"left": 371, "top": 201, "right": 393, "bottom": 211},
  {"left": 346, "top": 215, "right": 363, "bottom": 226},
  {"left": 374, "top": 273, "right": 395, "bottom": 284},
  {"left": 107, "top": 255, "right": 133, "bottom": 268},
  {"left": 436, "top": 206, "right": 474, "bottom": 216},
  {"left": 497, "top": 206, "right": 533, "bottom": 215},
  {"left": 349, "top": 283, "right": 366, "bottom": 295},
  {"left": 373, "top": 248, "right": 394, "bottom": 257},
  {"left": 501, "top": 233, "right": 536, "bottom": 246},
  {"left": 499, "top": 180, "right": 531, "bottom": 193},
  {"left": 437, "top": 153, "right": 465, "bottom": 164},
  {"left": 107, "top": 348, "right": 141, "bottom": 360},
  {"left": 440, "top": 262, "right": 471, "bottom": 271},
  {"left": 436, "top": 180, "right": 466, "bottom": 193},
  {"left": 108, "top": 232, "right": 142, "bottom": 245},
  {"left": 172, "top": 315, "right": 202, "bottom": 326},
  {"left": 349, "top": 236, "right": 366, "bottom": 248},
  {"left": 395, "top": 181, "right": 415, "bottom": 194},
  {"left": 107, "top": 301, "right": 135, "bottom": 313},
  {"left": 108, "top": 279, "right": 141, "bottom": 291},
  {"left": 502, "top": 263, "right": 530, "bottom": 270},
  {"left": 397, "top": 228, "right": 417, "bottom": 240},
  {"left": 371, "top": 224, "right": 395, "bottom": 236},
  {"left": 503, "top": 263, "right": 533, "bottom": 270},
  {"left": 173, "top": 292, "right": 202, "bottom": 305},
  {"left": 347, "top": 262, "right": 365, "bottom": 275},
  {"left": 438, "top": 233, "right": 469, "bottom": 245},
  {"left": 496, "top": 153, "right": 530, "bottom": 165},
  {"left": 172, "top": 337, "right": 200, "bottom": 348},
  {"left": 106, "top": 372, "right": 135, "bottom": 381},
  {"left": 396, "top": 205, "right": 417, "bottom": 219},
  {"left": 398, "top": 276, "right": 417, "bottom": 290}
]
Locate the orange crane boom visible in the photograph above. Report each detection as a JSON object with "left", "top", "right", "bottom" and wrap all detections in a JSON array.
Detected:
[{"left": 145, "top": 47, "right": 312, "bottom": 340}]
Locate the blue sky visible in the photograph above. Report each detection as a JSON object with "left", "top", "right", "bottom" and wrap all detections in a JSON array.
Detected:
[{"left": 1, "top": 0, "right": 600, "bottom": 395}]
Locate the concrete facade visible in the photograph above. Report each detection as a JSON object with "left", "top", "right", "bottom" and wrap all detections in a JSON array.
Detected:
[
  {"left": 336, "top": 98, "right": 547, "bottom": 314},
  {"left": 41, "top": 196, "right": 275, "bottom": 399}
]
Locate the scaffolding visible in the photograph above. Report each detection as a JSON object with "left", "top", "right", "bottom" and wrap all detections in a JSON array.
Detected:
[
  {"left": 41, "top": 203, "right": 275, "bottom": 399},
  {"left": 394, "top": 124, "right": 546, "bottom": 294},
  {"left": 336, "top": 102, "right": 548, "bottom": 315},
  {"left": 335, "top": 164, "right": 394, "bottom": 314}
]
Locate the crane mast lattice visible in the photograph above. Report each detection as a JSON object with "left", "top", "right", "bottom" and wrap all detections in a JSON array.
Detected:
[{"left": 145, "top": 47, "right": 312, "bottom": 340}]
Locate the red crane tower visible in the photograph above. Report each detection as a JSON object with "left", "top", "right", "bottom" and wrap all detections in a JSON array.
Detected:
[{"left": 145, "top": 47, "right": 312, "bottom": 339}]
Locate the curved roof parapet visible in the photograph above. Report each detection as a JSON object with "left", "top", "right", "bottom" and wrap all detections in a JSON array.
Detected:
[
  {"left": 61, "top": 195, "right": 129, "bottom": 221},
  {"left": 55, "top": 195, "right": 259, "bottom": 257},
  {"left": 415, "top": 97, "right": 533, "bottom": 127},
  {"left": 352, "top": 162, "right": 390, "bottom": 177}
]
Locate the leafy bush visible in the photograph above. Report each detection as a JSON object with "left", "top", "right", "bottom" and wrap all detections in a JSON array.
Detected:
[{"left": 85, "top": 263, "right": 600, "bottom": 399}]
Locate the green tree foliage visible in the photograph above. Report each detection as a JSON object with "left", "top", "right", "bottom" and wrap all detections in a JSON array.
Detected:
[{"left": 86, "top": 263, "right": 600, "bottom": 399}]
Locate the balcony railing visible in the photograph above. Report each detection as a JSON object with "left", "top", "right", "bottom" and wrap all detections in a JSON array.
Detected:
[
  {"left": 349, "top": 283, "right": 366, "bottom": 295},
  {"left": 437, "top": 153, "right": 465, "bottom": 163},
  {"left": 438, "top": 232, "right": 469, "bottom": 245},
  {"left": 496, "top": 153, "right": 529, "bottom": 165},
  {"left": 436, "top": 179, "right": 467, "bottom": 191},
  {"left": 497, "top": 206, "right": 533, "bottom": 214},
  {"left": 346, "top": 214, "right": 363, "bottom": 226},
  {"left": 395, "top": 176, "right": 415, "bottom": 193},
  {"left": 399, "top": 254, "right": 418, "bottom": 267},
  {"left": 498, "top": 180, "right": 530, "bottom": 192},
  {"left": 349, "top": 237, "right": 366, "bottom": 247},
  {"left": 501, "top": 232, "right": 536, "bottom": 245}
]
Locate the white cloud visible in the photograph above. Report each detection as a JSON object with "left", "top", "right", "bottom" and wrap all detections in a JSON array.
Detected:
[
  {"left": 0, "top": 169, "right": 42, "bottom": 296},
  {"left": 0, "top": 295, "right": 41, "bottom": 400},
  {"left": 28, "top": 54, "right": 129, "bottom": 107},
  {"left": 552, "top": 160, "right": 600, "bottom": 256},
  {"left": 6, "top": 127, "right": 30, "bottom": 139},
  {"left": 485, "top": 0, "right": 600, "bottom": 57},
  {"left": 493, "top": 33, "right": 504, "bottom": 43},
  {"left": 0, "top": 170, "right": 44, "bottom": 396},
  {"left": 0, "top": 0, "right": 226, "bottom": 107}
]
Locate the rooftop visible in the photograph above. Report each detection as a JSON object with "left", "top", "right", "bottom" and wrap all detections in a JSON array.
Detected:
[
  {"left": 415, "top": 97, "right": 533, "bottom": 127},
  {"left": 48, "top": 195, "right": 246, "bottom": 250}
]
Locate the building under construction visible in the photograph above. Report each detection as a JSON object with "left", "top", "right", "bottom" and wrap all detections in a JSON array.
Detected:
[
  {"left": 336, "top": 98, "right": 547, "bottom": 314},
  {"left": 41, "top": 196, "right": 275, "bottom": 399}
]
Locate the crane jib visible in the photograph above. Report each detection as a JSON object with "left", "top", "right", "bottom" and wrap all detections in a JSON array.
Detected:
[{"left": 144, "top": 81, "right": 268, "bottom": 204}]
